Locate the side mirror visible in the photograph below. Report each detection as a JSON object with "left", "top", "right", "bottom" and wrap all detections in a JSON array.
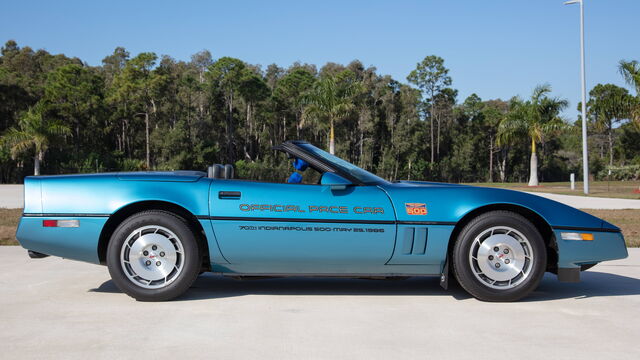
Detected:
[{"left": 321, "top": 173, "right": 352, "bottom": 191}]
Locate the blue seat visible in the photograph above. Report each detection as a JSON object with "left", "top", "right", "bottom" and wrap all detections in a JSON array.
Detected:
[
  {"left": 287, "top": 158, "right": 309, "bottom": 183},
  {"left": 293, "top": 158, "right": 309, "bottom": 171},
  {"left": 287, "top": 172, "right": 303, "bottom": 183}
]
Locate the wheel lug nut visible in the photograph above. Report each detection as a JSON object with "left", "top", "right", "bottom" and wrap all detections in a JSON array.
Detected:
[
  {"left": 504, "top": 249, "right": 509, "bottom": 254},
  {"left": 152, "top": 245, "right": 157, "bottom": 250},
  {"left": 143, "top": 251, "right": 149, "bottom": 256},
  {"left": 488, "top": 255, "right": 494, "bottom": 260},
  {"left": 145, "top": 260, "right": 151, "bottom": 266},
  {"left": 505, "top": 259, "right": 510, "bottom": 264},
  {"left": 156, "top": 261, "right": 161, "bottom": 266},
  {"left": 493, "top": 247, "right": 499, "bottom": 252},
  {"left": 159, "top": 252, "right": 165, "bottom": 257},
  {"left": 495, "top": 263, "right": 501, "bottom": 268}
]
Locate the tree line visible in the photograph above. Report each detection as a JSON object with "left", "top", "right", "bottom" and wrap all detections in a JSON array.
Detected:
[{"left": 1, "top": 40, "right": 639, "bottom": 184}]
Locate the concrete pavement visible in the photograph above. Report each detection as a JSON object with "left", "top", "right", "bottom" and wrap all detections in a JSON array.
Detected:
[
  {"left": 0, "top": 246, "right": 639, "bottom": 359},
  {"left": 0, "top": 184, "right": 23, "bottom": 208}
]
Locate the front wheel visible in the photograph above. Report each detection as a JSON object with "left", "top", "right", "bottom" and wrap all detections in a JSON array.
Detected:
[
  {"left": 106, "top": 211, "right": 202, "bottom": 301},
  {"left": 452, "top": 211, "right": 547, "bottom": 302}
]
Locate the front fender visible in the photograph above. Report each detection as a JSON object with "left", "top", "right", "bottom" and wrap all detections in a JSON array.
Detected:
[{"left": 381, "top": 183, "right": 611, "bottom": 231}]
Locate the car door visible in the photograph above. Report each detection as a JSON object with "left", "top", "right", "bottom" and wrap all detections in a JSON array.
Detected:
[{"left": 208, "top": 179, "right": 396, "bottom": 274}]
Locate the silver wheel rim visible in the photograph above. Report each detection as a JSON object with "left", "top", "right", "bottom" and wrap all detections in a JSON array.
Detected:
[
  {"left": 468, "top": 226, "right": 533, "bottom": 289},
  {"left": 120, "top": 225, "right": 184, "bottom": 289}
]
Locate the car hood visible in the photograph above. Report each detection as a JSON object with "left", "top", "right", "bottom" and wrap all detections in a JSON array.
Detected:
[
  {"left": 394, "top": 180, "right": 469, "bottom": 187},
  {"left": 380, "top": 181, "right": 619, "bottom": 231}
]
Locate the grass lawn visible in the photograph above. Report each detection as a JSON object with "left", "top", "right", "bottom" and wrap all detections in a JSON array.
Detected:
[
  {"left": 0, "top": 208, "right": 22, "bottom": 245},
  {"left": 0, "top": 207, "right": 637, "bottom": 247},
  {"left": 466, "top": 180, "right": 640, "bottom": 200},
  {"left": 583, "top": 209, "right": 640, "bottom": 247}
]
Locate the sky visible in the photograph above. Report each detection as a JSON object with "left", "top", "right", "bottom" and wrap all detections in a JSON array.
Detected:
[{"left": 1, "top": 0, "right": 638, "bottom": 119}]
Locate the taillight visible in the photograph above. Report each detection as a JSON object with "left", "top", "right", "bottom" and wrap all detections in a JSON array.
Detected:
[{"left": 42, "top": 220, "right": 80, "bottom": 228}]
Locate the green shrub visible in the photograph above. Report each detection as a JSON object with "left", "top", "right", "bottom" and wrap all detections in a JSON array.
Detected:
[{"left": 596, "top": 165, "right": 640, "bottom": 181}]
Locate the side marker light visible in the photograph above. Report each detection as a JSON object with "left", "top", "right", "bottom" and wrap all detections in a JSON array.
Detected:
[{"left": 561, "top": 232, "right": 593, "bottom": 241}]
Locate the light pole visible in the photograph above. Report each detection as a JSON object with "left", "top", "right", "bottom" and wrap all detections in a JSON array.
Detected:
[{"left": 565, "top": 0, "right": 589, "bottom": 194}]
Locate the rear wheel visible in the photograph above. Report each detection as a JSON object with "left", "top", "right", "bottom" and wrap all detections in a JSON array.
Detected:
[
  {"left": 452, "top": 211, "right": 546, "bottom": 302},
  {"left": 106, "top": 211, "right": 202, "bottom": 301}
]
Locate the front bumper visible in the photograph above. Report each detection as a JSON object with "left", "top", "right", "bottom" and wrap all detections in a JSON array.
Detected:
[{"left": 554, "top": 229, "right": 628, "bottom": 271}]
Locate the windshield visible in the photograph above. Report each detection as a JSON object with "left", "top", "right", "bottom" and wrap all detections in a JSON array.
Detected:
[{"left": 297, "top": 143, "right": 388, "bottom": 185}]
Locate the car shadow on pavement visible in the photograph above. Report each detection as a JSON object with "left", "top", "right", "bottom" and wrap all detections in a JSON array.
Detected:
[
  {"left": 91, "top": 275, "right": 472, "bottom": 300},
  {"left": 524, "top": 271, "right": 640, "bottom": 302},
  {"left": 89, "top": 270, "right": 640, "bottom": 302}
]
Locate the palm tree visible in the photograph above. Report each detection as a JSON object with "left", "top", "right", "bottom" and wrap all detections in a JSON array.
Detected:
[
  {"left": 302, "top": 73, "right": 359, "bottom": 154},
  {"left": 498, "top": 84, "right": 568, "bottom": 186},
  {"left": 619, "top": 60, "right": 640, "bottom": 125},
  {"left": 1, "top": 105, "right": 70, "bottom": 175},
  {"left": 619, "top": 60, "right": 640, "bottom": 193}
]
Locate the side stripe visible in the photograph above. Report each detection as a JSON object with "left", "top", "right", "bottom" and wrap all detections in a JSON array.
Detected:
[
  {"left": 197, "top": 215, "right": 456, "bottom": 226},
  {"left": 23, "top": 213, "right": 111, "bottom": 218}
]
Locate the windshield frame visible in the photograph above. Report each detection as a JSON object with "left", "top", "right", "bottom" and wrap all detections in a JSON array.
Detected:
[{"left": 283, "top": 141, "right": 389, "bottom": 186}]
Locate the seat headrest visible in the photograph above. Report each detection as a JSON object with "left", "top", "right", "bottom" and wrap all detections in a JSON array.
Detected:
[
  {"left": 224, "top": 164, "right": 234, "bottom": 179},
  {"left": 208, "top": 164, "right": 224, "bottom": 179},
  {"left": 207, "top": 164, "right": 234, "bottom": 179}
]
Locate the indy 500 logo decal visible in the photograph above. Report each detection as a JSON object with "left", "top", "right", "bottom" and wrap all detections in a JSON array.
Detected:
[{"left": 405, "top": 203, "right": 427, "bottom": 215}]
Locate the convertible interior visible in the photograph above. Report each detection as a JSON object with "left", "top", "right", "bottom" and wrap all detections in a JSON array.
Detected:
[
  {"left": 206, "top": 155, "right": 322, "bottom": 185},
  {"left": 207, "top": 160, "right": 322, "bottom": 185}
]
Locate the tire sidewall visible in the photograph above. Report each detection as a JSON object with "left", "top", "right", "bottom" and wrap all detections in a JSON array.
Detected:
[
  {"left": 453, "top": 211, "right": 547, "bottom": 302},
  {"left": 106, "top": 211, "right": 201, "bottom": 301}
]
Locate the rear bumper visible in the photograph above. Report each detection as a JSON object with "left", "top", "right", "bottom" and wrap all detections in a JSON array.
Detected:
[
  {"left": 554, "top": 229, "right": 628, "bottom": 269},
  {"left": 16, "top": 216, "right": 107, "bottom": 264}
]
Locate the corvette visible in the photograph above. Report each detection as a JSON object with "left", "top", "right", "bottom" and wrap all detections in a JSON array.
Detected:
[{"left": 16, "top": 141, "right": 628, "bottom": 301}]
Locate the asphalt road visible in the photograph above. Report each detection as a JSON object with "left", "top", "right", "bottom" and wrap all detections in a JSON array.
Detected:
[{"left": 0, "top": 246, "right": 639, "bottom": 359}]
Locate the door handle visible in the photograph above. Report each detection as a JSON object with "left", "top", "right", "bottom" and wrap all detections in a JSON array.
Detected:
[{"left": 218, "top": 191, "right": 241, "bottom": 199}]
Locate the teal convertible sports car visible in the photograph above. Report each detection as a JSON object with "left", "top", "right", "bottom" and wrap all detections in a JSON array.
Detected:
[{"left": 16, "top": 141, "right": 628, "bottom": 301}]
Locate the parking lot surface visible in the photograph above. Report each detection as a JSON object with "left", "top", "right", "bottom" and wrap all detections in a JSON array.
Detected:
[{"left": 0, "top": 246, "right": 639, "bottom": 359}]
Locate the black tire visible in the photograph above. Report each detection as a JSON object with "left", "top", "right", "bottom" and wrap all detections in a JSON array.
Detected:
[
  {"left": 452, "top": 211, "right": 546, "bottom": 302},
  {"left": 106, "top": 210, "right": 202, "bottom": 301}
]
